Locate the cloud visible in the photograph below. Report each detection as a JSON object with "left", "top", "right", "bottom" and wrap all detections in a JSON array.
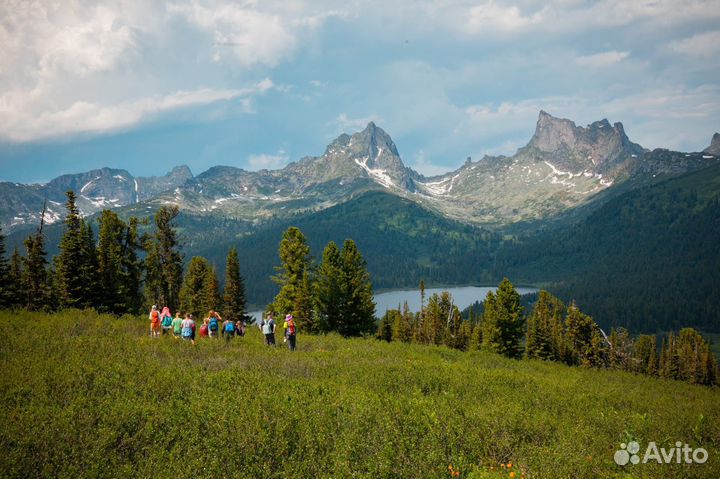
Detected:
[
  {"left": 0, "top": 80, "right": 273, "bottom": 142},
  {"left": 466, "top": 2, "right": 543, "bottom": 33},
  {"left": 410, "top": 150, "right": 452, "bottom": 177},
  {"left": 670, "top": 30, "right": 720, "bottom": 57},
  {"left": 333, "top": 113, "right": 383, "bottom": 133},
  {"left": 247, "top": 152, "right": 289, "bottom": 170},
  {"left": 576, "top": 51, "right": 630, "bottom": 68}
]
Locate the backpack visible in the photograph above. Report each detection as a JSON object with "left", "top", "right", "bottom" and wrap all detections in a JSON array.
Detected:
[
  {"left": 287, "top": 320, "right": 296, "bottom": 335},
  {"left": 225, "top": 321, "right": 235, "bottom": 333},
  {"left": 181, "top": 326, "right": 192, "bottom": 338},
  {"left": 209, "top": 318, "right": 219, "bottom": 331},
  {"left": 162, "top": 315, "right": 173, "bottom": 327},
  {"left": 200, "top": 324, "right": 208, "bottom": 336}
]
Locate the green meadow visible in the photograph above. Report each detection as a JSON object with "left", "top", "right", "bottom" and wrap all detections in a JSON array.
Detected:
[{"left": 1, "top": 310, "right": 718, "bottom": 478}]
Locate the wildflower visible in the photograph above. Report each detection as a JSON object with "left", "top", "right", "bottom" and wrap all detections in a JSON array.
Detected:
[
  {"left": 509, "top": 472, "right": 516, "bottom": 478},
  {"left": 507, "top": 463, "right": 513, "bottom": 468}
]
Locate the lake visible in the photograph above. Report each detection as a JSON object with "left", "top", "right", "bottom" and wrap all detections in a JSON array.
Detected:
[{"left": 250, "top": 285, "right": 538, "bottom": 322}]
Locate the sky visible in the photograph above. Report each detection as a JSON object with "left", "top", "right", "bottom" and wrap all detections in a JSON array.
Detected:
[{"left": 1, "top": 0, "right": 719, "bottom": 183}]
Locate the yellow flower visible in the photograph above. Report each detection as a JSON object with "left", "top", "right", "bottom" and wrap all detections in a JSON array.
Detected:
[
  {"left": 509, "top": 472, "right": 516, "bottom": 478},
  {"left": 507, "top": 463, "right": 513, "bottom": 468}
]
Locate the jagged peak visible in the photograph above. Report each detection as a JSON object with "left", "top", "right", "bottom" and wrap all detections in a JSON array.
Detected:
[{"left": 704, "top": 132, "right": 720, "bottom": 155}]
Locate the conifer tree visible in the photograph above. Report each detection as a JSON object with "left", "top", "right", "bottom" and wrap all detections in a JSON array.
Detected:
[
  {"left": 525, "top": 290, "right": 558, "bottom": 360},
  {"left": 179, "top": 256, "right": 217, "bottom": 318},
  {"left": 55, "top": 191, "right": 90, "bottom": 309},
  {"left": 294, "top": 270, "right": 314, "bottom": 331},
  {"left": 7, "top": 248, "right": 23, "bottom": 308},
  {"left": 482, "top": 279, "right": 525, "bottom": 358},
  {"left": 376, "top": 309, "right": 397, "bottom": 341},
  {"left": 120, "top": 217, "right": 144, "bottom": 314},
  {"left": 457, "top": 320, "right": 473, "bottom": 351},
  {"left": 272, "top": 227, "right": 311, "bottom": 321},
  {"left": 145, "top": 206, "right": 183, "bottom": 310},
  {"left": 314, "top": 241, "right": 342, "bottom": 332},
  {"left": 392, "top": 302, "right": 414, "bottom": 343},
  {"left": 0, "top": 227, "right": 10, "bottom": 308},
  {"left": 633, "top": 334, "right": 658, "bottom": 375},
  {"left": 22, "top": 228, "right": 49, "bottom": 311},
  {"left": 223, "top": 246, "right": 247, "bottom": 323},
  {"left": 336, "top": 239, "right": 375, "bottom": 336},
  {"left": 81, "top": 221, "right": 100, "bottom": 305},
  {"left": 469, "top": 322, "right": 483, "bottom": 351},
  {"left": 97, "top": 210, "right": 125, "bottom": 312},
  {"left": 565, "top": 303, "right": 598, "bottom": 366}
]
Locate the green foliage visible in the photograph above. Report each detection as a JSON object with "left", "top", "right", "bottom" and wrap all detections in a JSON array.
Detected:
[
  {"left": 659, "top": 328, "right": 718, "bottom": 385},
  {"left": 222, "top": 246, "right": 247, "bottom": 322},
  {"left": 144, "top": 206, "right": 183, "bottom": 311},
  {"left": 0, "top": 228, "right": 9, "bottom": 308},
  {"left": 525, "top": 291, "right": 565, "bottom": 361},
  {"left": 21, "top": 222, "right": 49, "bottom": 311},
  {"left": 271, "top": 227, "right": 311, "bottom": 322},
  {"left": 482, "top": 279, "right": 525, "bottom": 358},
  {"left": 179, "top": 256, "right": 220, "bottom": 318},
  {"left": 336, "top": 239, "right": 375, "bottom": 337},
  {"left": 314, "top": 241, "right": 342, "bottom": 332},
  {"left": 1, "top": 310, "right": 719, "bottom": 479},
  {"left": 376, "top": 309, "right": 397, "bottom": 342}
]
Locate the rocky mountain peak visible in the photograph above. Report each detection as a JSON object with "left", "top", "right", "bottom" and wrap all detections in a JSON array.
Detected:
[
  {"left": 528, "top": 110, "right": 644, "bottom": 172},
  {"left": 704, "top": 133, "right": 720, "bottom": 155}
]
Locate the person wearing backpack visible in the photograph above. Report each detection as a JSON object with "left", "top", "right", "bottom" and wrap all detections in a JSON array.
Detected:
[
  {"left": 284, "top": 314, "right": 297, "bottom": 351},
  {"left": 235, "top": 319, "right": 246, "bottom": 337},
  {"left": 181, "top": 313, "right": 196, "bottom": 345},
  {"left": 207, "top": 311, "right": 220, "bottom": 338},
  {"left": 199, "top": 318, "right": 209, "bottom": 338},
  {"left": 171, "top": 311, "right": 183, "bottom": 339},
  {"left": 261, "top": 313, "right": 276, "bottom": 346},
  {"left": 222, "top": 317, "right": 235, "bottom": 343},
  {"left": 160, "top": 306, "right": 173, "bottom": 336},
  {"left": 149, "top": 305, "right": 161, "bottom": 338}
]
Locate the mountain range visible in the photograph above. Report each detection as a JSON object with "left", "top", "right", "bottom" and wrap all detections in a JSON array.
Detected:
[{"left": 3, "top": 111, "right": 718, "bottom": 235}]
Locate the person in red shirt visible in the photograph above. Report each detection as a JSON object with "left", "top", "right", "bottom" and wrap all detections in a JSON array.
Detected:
[{"left": 149, "top": 305, "right": 161, "bottom": 337}]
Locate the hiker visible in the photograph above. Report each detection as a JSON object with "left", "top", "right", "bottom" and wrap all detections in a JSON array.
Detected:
[
  {"left": 199, "top": 317, "right": 209, "bottom": 338},
  {"left": 181, "top": 313, "right": 196, "bottom": 345},
  {"left": 261, "top": 313, "right": 276, "bottom": 346},
  {"left": 284, "top": 314, "right": 297, "bottom": 351},
  {"left": 171, "top": 311, "right": 183, "bottom": 339},
  {"left": 160, "top": 306, "right": 173, "bottom": 336},
  {"left": 149, "top": 305, "right": 161, "bottom": 337},
  {"left": 235, "top": 318, "right": 246, "bottom": 337},
  {"left": 222, "top": 317, "right": 235, "bottom": 342},
  {"left": 207, "top": 310, "right": 221, "bottom": 338}
]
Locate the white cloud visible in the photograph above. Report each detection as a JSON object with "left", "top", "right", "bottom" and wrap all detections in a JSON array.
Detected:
[
  {"left": 333, "top": 113, "right": 383, "bottom": 133},
  {"left": 0, "top": 81, "right": 273, "bottom": 142},
  {"left": 576, "top": 51, "right": 630, "bottom": 68},
  {"left": 670, "top": 30, "right": 720, "bottom": 57},
  {"left": 248, "top": 152, "right": 289, "bottom": 170},
  {"left": 466, "top": 2, "right": 543, "bottom": 33},
  {"left": 410, "top": 150, "right": 452, "bottom": 177}
]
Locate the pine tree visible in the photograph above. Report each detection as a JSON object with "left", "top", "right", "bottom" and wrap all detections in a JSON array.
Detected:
[
  {"left": 294, "top": 270, "right": 314, "bottom": 331},
  {"left": 81, "top": 220, "right": 100, "bottom": 306},
  {"left": 179, "top": 256, "right": 217, "bottom": 318},
  {"left": 272, "top": 227, "right": 311, "bottom": 321},
  {"left": 392, "top": 302, "right": 414, "bottom": 343},
  {"left": 145, "top": 206, "right": 183, "bottom": 310},
  {"left": 633, "top": 334, "right": 658, "bottom": 375},
  {"left": 314, "top": 241, "right": 342, "bottom": 332},
  {"left": 223, "top": 247, "right": 247, "bottom": 323},
  {"left": 336, "top": 239, "right": 375, "bottom": 336},
  {"left": 525, "top": 290, "right": 559, "bottom": 360},
  {"left": 481, "top": 290, "right": 498, "bottom": 351},
  {"left": 457, "top": 320, "right": 473, "bottom": 351},
  {"left": 482, "top": 279, "right": 525, "bottom": 358},
  {"left": 55, "top": 191, "right": 90, "bottom": 309},
  {"left": 22, "top": 229, "right": 49, "bottom": 311},
  {"left": 565, "top": 303, "right": 598, "bottom": 366},
  {"left": 7, "top": 248, "right": 23, "bottom": 308},
  {"left": 469, "top": 321, "right": 483, "bottom": 351},
  {"left": 376, "top": 309, "right": 397, "bottom": 341},
  {"left": 0, "top": 227, "right": 10, "bottom": 308},
  {"left": 120, "top": 217, "right": 144, "bottom": 314},
  {"left": 97, "top": 210, "right": 125, "bottom": 312}
]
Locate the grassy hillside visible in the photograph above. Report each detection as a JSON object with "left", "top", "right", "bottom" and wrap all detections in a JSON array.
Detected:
[{"left": 1, "top": 310, "right": 718, "bottom": 478}]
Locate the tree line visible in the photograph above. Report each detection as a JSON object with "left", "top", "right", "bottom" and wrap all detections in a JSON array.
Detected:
[
  {"left": 0, "top": 191, "right": 375, "bottom": 337},
  {"left": 377, "top": 280, "right": 719, "bottom": 386}
]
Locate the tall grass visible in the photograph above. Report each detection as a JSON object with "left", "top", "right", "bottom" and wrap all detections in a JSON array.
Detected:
[{"left": 1, "top": 310, "right": 718, "bottom": 478}]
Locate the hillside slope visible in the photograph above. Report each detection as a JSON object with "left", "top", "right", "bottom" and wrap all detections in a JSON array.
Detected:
[
  {"left": 502, "top": 162, "right": 720, "bottom": 333},
  {"left": 1, "top": 310, "right": 718, "bottom": 478}
]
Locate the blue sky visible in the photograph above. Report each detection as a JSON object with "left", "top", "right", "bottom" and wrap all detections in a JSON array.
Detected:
[{"left": 1, "top": 0, "right": 719, "bottom": 182}]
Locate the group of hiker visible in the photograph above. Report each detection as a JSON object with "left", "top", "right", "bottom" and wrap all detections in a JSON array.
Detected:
[{"left": 148, "top": 305, "right": 296, "bottom": 350}]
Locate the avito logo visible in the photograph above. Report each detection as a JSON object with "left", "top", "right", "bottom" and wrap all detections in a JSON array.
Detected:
[{"left": 614, "top": 441, "right": 708, "bottom": 466}]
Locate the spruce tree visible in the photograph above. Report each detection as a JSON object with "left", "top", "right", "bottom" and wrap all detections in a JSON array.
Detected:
[
  {"left": 294, "top": 270, "right": 314, "bottom": 331},
  {"left": 145, "top": 206, "right": 183, "bottom": 310},
  {"left": 526, "top": 290, "right": 557, "bottom": 360},
  {"left": 337, "top": 239, "right": 375, "bottom": 336},
  {"left": 97, "top": 210, "right": 125, "bottom": 312},
  {"left": 376, "top": 309, "right": 397, "bottom": 341},
  {"left": 565, "top": 304, "right": 603, "bottom": 367},
  {"left": 120, "top": 217, "right": 144, "bottom": 314},
  {"left": 272, "top": 227, "right": 311, "bottom": 321},
  {"left": 469, "top": 322, "right": 483, "bottom": 351},
  {"left": 0, "top": 227, "right": 10, "bottom": 308},
  {"left": 81, "top": 221, "right": 100, "bottom": 306},
  {"left": 633, "top": 334, "right": 658, "bottom": 375},
  {"left": 481, "top": 290, "right": 498, "bottom": 351},
  {"left": 55, "top": 191, "right": 90, "bottom": 309},
  {"left": 7, "top": 248, "right": 23, "bottom": 308},
  {"left": 314, "top": 241, "right": 342, "bottom": 332},
  {"left": 483, "top": 279, "right": 525, "bottom": 358},
  {"left": 223, "top": 246, "right": 247, "bottom": 322},
  {"left": 22, "top": 229, "right": 49, "bottom": 311},
  {"left": 179, "top": 256, "right": 216, "bottom": 318},
  {"left": 392, "top": 302, "right": 414, "bottom": 343},
  {"left": 457, "top": 320, "right": 473, "bottom": 351}
]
